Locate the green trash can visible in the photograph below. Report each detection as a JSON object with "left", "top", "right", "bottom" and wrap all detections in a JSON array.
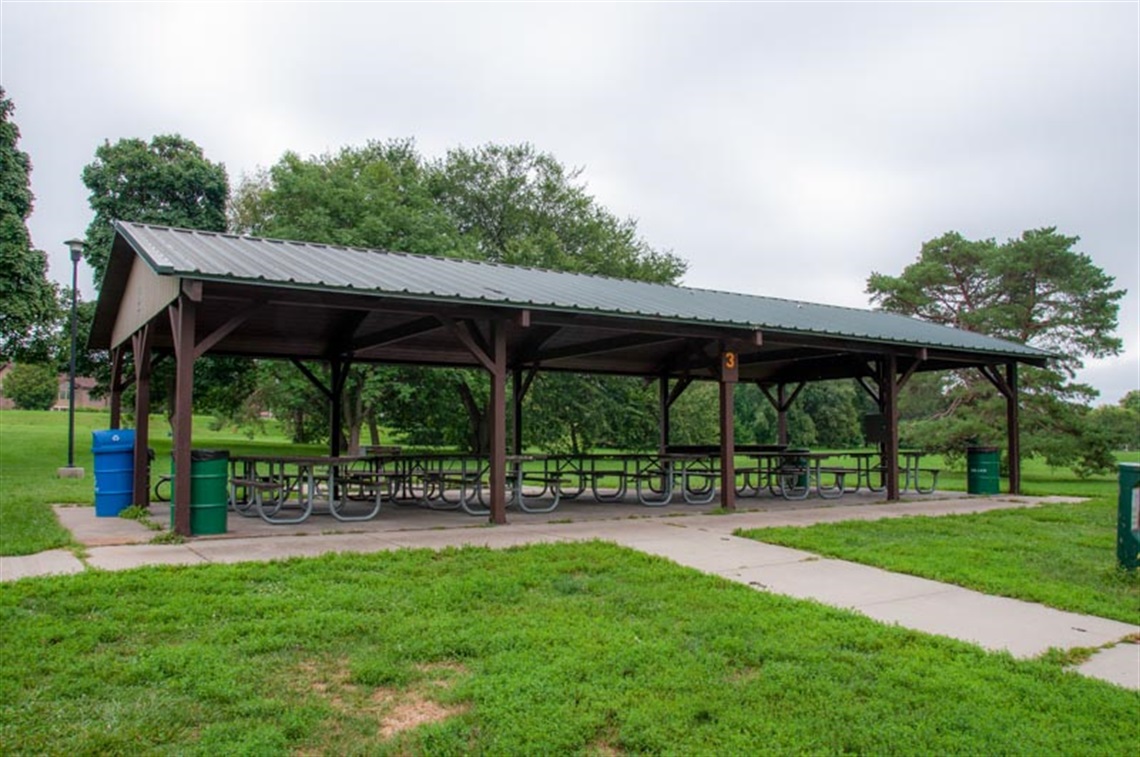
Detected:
[
  {"left": 966, "top": 446, "right": 1000, "bottom": 495},
  {"left": 170, "top": 449, "right": 230, "bottom": 535},
  {"left": 1117, "top": 463, "right": 1140, "bottom": 571}
]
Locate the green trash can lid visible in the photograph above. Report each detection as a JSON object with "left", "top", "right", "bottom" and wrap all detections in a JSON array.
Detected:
[
  {"left": 190, "top": 449, "right": 230, "bottom": 462},
  {"left": 967, "top": 446, "right": 999, "bottom": 453}
]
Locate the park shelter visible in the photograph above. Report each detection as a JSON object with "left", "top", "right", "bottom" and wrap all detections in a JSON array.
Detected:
[{"left": 90, "top": 221, "right": 1052, "bottom": 535}]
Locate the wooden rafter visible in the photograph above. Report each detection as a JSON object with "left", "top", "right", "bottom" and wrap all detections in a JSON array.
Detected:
[
  {"left": 195, "top": 299, "right": 266, "bottom": 359},
  {"left": 292, "top": 359, "right": 333, "bottom": 400},
  {"left": 351, "top": 316, "right": 442, "bottom": 353},
  {"left": 534, "top": 332, "right": 678, "bottom": 364}
]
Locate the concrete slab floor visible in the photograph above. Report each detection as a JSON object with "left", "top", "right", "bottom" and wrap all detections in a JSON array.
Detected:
[{"left": 65, "top": 490, "right": 1025, "bottom": 547}]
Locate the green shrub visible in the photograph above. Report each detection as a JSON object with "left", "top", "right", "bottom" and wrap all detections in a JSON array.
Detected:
[{"left": 2, "top": 362, "right": 58, "bottom": 410}]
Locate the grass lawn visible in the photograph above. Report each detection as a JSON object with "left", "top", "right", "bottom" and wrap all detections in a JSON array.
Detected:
[
  {"left": 2, "top": 542, "right": 1137, "bottom": 755},
  {"left": 0, "top": 410, "right": 109, "bottom": 556},
  {"left": 0, "top": 410, "right": 325, "bottom": 556},
  {"left": 740, "top": 499, "right": 1140, "bottom": 625}
]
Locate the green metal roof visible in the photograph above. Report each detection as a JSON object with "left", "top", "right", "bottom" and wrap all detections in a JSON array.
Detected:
[{"left": 110, "top": 220, "right": 1053, "bottom": 362}]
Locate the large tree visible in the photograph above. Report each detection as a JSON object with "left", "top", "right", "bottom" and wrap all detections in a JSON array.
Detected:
[
  {"left": 233, "top": 140, "right": 687, "bottom": 453},
  {"left": 81, "top": 134, "right": 246, "bottom": 422},
  {"left": 0, "top": 87, "right": 59, "bottom": 363},
  {"left": 82, "top": 134, "right": 229, "bottom": 285},
  {"left": 426, "top": 143, "right": 686, "bottom": 452},
  {"left": 231, "top": 141, "right": 473, "bottom": 450},
  {"left": 430, "top": 143, "right": 685, "bottom": 283},
  {"left": 867, "top": 228, "right": 1125, "bottom": 474},
  {"left": 231, "top": 140, "right": 467, "bottom": 257},
  {"left": 1086, "top": 392, "right": 1140, "bottom": 452}
]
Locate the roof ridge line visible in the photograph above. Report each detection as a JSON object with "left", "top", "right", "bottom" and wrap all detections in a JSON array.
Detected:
[{"left": 115, "top": 219, "right": 694, "bottom": 289}]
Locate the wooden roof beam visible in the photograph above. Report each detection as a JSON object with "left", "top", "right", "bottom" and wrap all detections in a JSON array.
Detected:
[
  {"left": 193, "top": 299, "right": 266, "bottom": 359},
  {"left": 351, "top": 316, "right": 443, "bottom": 353},
  {"left": 533, "top": 332, "right": 679, "bottom": 364},
  {"left": 513, "top": 325, "right": 562, "bottom": 365}
]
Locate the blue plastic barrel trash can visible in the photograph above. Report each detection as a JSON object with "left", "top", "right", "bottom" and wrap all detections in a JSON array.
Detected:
[{"left": 92, "top": 429, "right": 135, "bottom": 517}]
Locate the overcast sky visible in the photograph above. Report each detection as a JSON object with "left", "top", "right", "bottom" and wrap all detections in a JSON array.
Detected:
[{"left": 3, "top": 2, "right": 1137, "bottom": 403}]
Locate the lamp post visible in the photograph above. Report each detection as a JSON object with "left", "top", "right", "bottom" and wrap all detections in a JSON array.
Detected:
[{"left": 58, "top": 238, "right": 85, "bottom": 479}]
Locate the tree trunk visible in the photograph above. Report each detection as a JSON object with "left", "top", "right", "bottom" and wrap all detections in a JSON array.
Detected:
[
  {"left": 367, "top": 410, "right": 380, "bottom": 446},
  {"left": 457, "top": 379, "right": 488, "bottom": 454},
  {"left": 341, "top": 371, "right": 366, "bottom": 454}
]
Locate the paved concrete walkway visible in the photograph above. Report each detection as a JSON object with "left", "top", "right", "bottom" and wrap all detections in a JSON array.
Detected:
[{"left": 2, "top": 495, "right": 1137, "bottom": 690}]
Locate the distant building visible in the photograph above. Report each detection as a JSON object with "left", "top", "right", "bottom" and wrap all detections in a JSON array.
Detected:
[{"left": 0, "top": 363, "right": 109, "bottom": 411}]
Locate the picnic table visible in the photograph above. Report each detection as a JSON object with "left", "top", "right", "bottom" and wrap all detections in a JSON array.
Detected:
[
  {"left": 548, "top": 453, "right": 645, "bottom": 503},
  {"left": 632, "top": 453, "right": 720, "bottom": 506},
  {"left": 899, "top": 449, "right": 940, "bottom": 493},
  {"left": 388, "top": 453, "right": 567, "bottom": 516},
  {"left": 223, "top": 445, "right": 941, "bottom": 526},
  {"left": 229, "top": 454, "right": 386, "bottom": 524},
  {"left": 545, "top": 453, "right": 718, "bottom": 507},
  {"left": 739, "top": 450, "right": 846, "bottom": 500},
  {"left": 394, "top": 453, "right": 487, "bottom": 513},
  {"left": 785, "top": 449, "right": 940, "bottom": 495}
]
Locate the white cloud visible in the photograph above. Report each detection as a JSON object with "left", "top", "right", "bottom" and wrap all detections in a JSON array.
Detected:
[{"left": 2, "top": 0, "right": 1136, "bottom": 401}]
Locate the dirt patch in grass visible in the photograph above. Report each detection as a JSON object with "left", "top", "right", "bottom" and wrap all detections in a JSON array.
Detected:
[
  {"left": 728, "top": 665, "right": 762, "bottom": 684},
  {"left": 378, "top": 694, "right": 465, "bottom": 739},
  {"left": 586, "top": 719, "right": 625, "bottom": 756},
  {"left": 416, "top": 660, "right": 468, "bottom": 683},
  {"left": 299, "top": 657, "right": 469, "bottom": 740},
  {"left": 587, "top": 738, "right": 624, "bottom": 756}
]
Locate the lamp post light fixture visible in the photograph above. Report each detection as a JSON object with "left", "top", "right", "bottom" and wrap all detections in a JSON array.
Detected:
[{"left": 57, "top": 238, "right": 86, "bottom": 479}]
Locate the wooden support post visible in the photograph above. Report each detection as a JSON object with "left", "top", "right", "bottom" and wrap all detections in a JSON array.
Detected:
[
  {"left": 171, "top": 299, "right": 196, "bottom": 536},
  {"left": 330, "top": 358, "right": 344, "bottom": 457},
  {"left": 131, "top": 326, "right": 153, "bottom": 509},
  {"left": 109, "top": 347, "right": 124, "bottom": 429},
  {"left": 719, "top": 349, "right": 739, "bottom": 510},
  {"left": 511, "top": 367, "right": 538, "bottom": 455},
  {"left": 488, "top": 320, "right": 508, "bottom": 525},
  {"left": 659, "top": 374, "right": 694, "bottom": 454},
  {"left": 882, "top": 354, "right": 900, "bottom": 501},
  {"left": 978, "top": 362, "right": 1023, "bottom": 496},
  {"left": 776, "top": 383, "right": 788, "bottom": 445},
  {"left": 512, "top": 369, "right": 523, "bottom": 456},
  {"left": 1007, "top": 361, "right": 1021, "bottom": 495},
  {"left": 759, "top": 382, "right": 804, "bottom": 446}
]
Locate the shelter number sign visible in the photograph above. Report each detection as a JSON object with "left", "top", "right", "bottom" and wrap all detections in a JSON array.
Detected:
[{"left": 722, "top": 351, "right": 739, "bottom": 383}]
